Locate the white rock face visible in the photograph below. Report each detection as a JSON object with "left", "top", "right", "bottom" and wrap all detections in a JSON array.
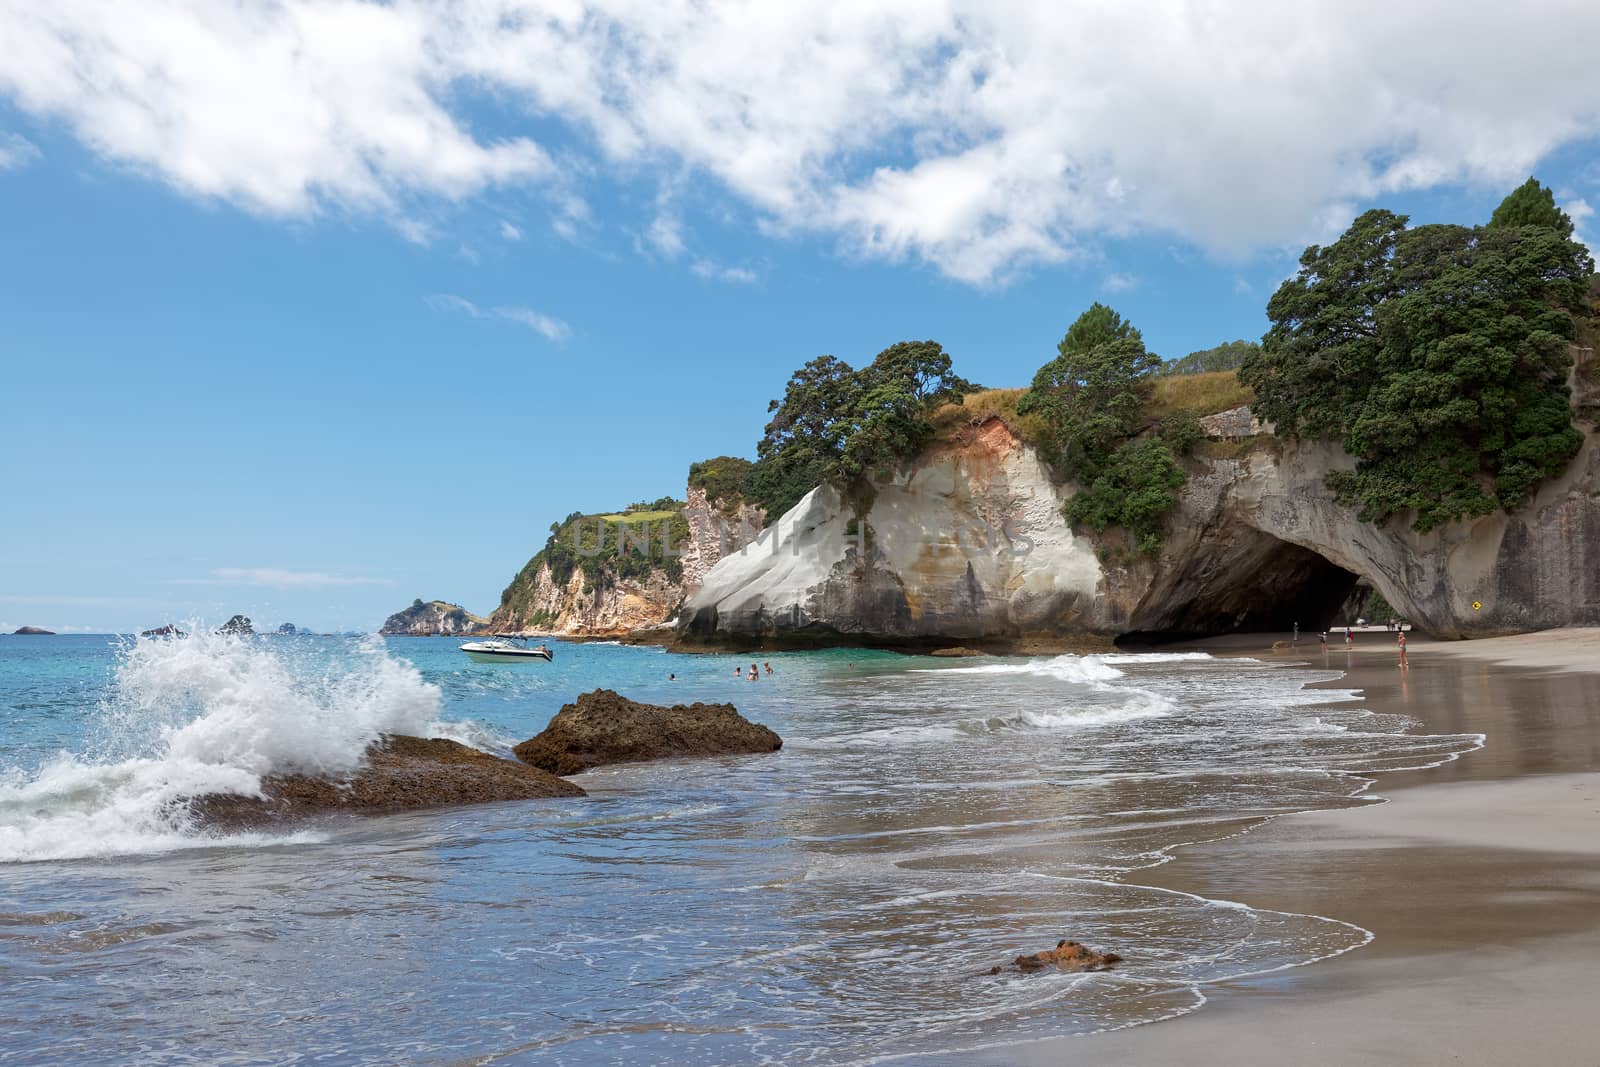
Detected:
[
  {"left": 681, "top": 420, "right": 1109, "bottom": 640},
  {"left": 683, "top": 416, "right": 1600, "bottom": 643}
]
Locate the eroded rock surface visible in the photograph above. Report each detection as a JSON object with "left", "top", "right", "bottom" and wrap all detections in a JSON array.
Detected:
[
  {"left": 190, "top": 735, "right": 584, "bottom": 826},
  {"left": 681, "top": 416, "right": 1600, "bottom": 642},
  {"left": 513, "top": 689, "right": 782, "bottom": 775},
  {"left": 993, "top": 939, "right": 1123, "bottom": 975}
]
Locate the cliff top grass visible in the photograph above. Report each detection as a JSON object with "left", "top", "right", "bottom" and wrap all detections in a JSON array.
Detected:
[
  {"left": 929, "top": 372, "right": 1254, "bottom": 450},
  {"left": 1145, "top": 370, "right": 1254, "bottom": 422},
  {"left": 928, "top": 388, "right": 1051, "bottom": 449},
  {"left": 595, "top": 509, "right": 680, "bottom": 524}
]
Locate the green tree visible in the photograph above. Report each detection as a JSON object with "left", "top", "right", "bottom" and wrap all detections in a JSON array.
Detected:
[
  {"left": 1488, "top": 177, "right": 1574, "bottom": 238},
  {"left": 1019, "top": 304, "right": 1186, "bottom": 554},
  {"left": 1242, "top": 188, "right": 1592, "bottom": 532},
  {"left": 747, "top": 355, "right": 864, "bottom": 517},
  {"left": 1018, "top": 303, "right": 1160, "bottom": 474},
  {"left": 746, "top": 342, "right": 970, "bottom": 516},
  {"left": 1159, "top": 339, "right": 1260, "bottom": 376},
  {"left": 840, "top": 340, "right": 972, "bottom": 481}
]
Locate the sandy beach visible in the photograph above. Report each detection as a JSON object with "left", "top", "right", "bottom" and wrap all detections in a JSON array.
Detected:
[{"left": 949, "top": 629, "right": 1600, "bottom": 1066}]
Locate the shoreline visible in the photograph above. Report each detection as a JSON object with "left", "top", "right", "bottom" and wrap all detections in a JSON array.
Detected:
[{"left": 948, "top": 628, "right": 1600, "bottom": 1065}]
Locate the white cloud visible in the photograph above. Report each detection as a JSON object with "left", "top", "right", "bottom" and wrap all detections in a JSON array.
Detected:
[
  {"left": 6, "top": 3, "right": 1600, "bottom": 283},
  {"left": 173, "top": 568, "right": 390, "bottom": 588},
  {"left": 1100, "top": 271, "right": 1137, "bottom": 294},
  {"left": 691, "top": 259, "right": 757, "bottom": 284},
  {"left": 1232, "top": 277, "right": 1254, "bottom": 296},
  {"left": 1562, "top": 196, "right": 1595, "bottom": 255},
  {"left": 427, "top": 292, "right": 571, "bottom": 342},
  {"left": 499, "top": 219, "right": 522, "bottom": 240},
  {"left": 645, "top": 213, "right": 686, "bottom": 258},
  {"left": 0, "top": 131, "right": 39, "bottom": 170}
]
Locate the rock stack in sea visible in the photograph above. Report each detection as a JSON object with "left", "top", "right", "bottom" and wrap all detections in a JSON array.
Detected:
[
  {"left": 190, "top": 736, "right": 585, "bottom": 826},
  {"left": 513, "top": 689, "right": 783, "bottom": 775},
  {"left": 379, "top": 599, "right": 486, "bottom": 636}
]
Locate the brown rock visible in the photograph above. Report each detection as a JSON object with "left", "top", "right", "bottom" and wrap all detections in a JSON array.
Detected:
[
  {"left": 190, "top": 735, "right": 584, "bottom": 827},
  {"left": 929, "top": 646, "right": 983, "bottom": 657},
  {"left": 513, "top": 689, "right": 782, "bottom": 776},
  {"left": 993, "top": 939, "right": 1123, "bottom": 975}
]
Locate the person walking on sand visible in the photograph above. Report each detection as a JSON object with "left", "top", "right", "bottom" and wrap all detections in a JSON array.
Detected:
[
  {"left": 1345, "top": 626, "right": 1354, "bottom": 646},
  {"left": 1397, "top": 630, "right": 1409, "bottom": 669}
]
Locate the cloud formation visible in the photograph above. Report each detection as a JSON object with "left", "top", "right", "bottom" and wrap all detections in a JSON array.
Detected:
[
  {"left": 174, "top": 568, "right": 391, "bottom": 589},
  {"left": 4, "top": 2, "right": 1600, "bottom": 283},
  {"left": 0, "top": 131, "right": 39, "bottom": 170},
  {"left": 427, "top": 292, "right": 571, "bottom": 342}
]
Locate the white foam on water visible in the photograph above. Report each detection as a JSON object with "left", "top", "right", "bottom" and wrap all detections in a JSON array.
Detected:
[
  {"left": 0, "top": 629, "right": 449, "bottom": 863},
  {"left": 913, "top": 653, "right": 1129, "bottom": 682}
]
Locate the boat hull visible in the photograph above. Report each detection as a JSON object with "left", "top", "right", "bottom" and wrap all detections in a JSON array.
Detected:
[{"left": 467, "top": 646, "right": 553, "bottom": 662}]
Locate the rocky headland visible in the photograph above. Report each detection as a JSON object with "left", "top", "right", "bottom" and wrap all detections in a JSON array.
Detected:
[
  {"left": 486, "top": 475, "right": 764, "bottom": 639},
  {"left": 216, "top": 615, "right": 254, "bottom": 636},
  {"left": 10, "top": 626, "right": 55, "bottom": 635},
  {"left": 679, "top": 405, "right": 1600, "bottom": 648},
  {"left": 380, "top": 599, "right": 487, "bottom": 636},
  {"left": 513, "top": 689, "right": 783, "bottom": 776}
]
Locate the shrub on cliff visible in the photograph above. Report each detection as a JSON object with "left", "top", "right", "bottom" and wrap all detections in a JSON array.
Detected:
[
  {"left": 1241, "top": 179, "right": 1593, "bottom": 532},
  {"left": 687, "top": 456, "right": 756, "bottom": 506},
  {"left": 1019, "top": 304, "right": 1190, "bottom": 555},
  {"left": 1158, "top": 339, "right": 1260, "bottom": 376},
  {"left": 747, "top": 340, "right": 971, "bottom": 517}
]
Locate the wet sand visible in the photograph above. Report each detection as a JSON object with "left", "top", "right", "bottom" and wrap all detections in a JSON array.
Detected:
[{"left": 954, "top": 630, "right": 1600, "bottom": 1066}]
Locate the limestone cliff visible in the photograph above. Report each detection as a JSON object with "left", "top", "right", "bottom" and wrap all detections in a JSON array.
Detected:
[
  {"left": 680, "top": 485, "right": 766, "bottom": 595},
  {"left": 681, "top": 414, "right": 1600, "bottom": 644},
  {"left": 380, "top": 599, "right": 486, "bottom": 636},
  {"left": 490, "top": 559, "right": 683, "bottom": 636}
]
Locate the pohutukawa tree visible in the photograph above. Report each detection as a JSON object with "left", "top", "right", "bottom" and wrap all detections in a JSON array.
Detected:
[
  {"left": 1020, "top": 303, "right": 1192, "bottom": 556},
  {"left": 1241, "top": 179, "right": 1593, "bottom": 532}
]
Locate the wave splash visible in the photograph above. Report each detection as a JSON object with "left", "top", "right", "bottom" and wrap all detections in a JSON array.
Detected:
[{"left": 0, "top": 630, "right": 444, "bottom": 863}]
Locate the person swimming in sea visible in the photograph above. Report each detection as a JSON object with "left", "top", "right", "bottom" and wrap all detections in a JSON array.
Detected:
[
  {"left": 764, "top": 661, "right": 773, "bottom": 675},
  {"left": 748, "top": 664, "right": 759, "bottom": 681}
]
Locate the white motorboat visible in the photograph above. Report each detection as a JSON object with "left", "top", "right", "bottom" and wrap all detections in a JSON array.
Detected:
[{"left": 459, "top": 636, "right": 553, "bottom": 663}]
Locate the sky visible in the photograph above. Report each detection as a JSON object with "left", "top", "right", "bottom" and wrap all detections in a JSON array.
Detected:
[{"left": 2, "top": 0, "right": 1599, "bottom": 634}]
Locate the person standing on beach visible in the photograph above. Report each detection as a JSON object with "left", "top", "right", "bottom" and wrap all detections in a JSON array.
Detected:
[
  {"left": 1397, "top": 630, "right": 1409, "bottom": 669},
  {"left": 1346, "top": 626, "right": 1354, "bottom": 645}
]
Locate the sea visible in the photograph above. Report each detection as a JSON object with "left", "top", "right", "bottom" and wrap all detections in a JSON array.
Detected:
[{"left": 0, "top": 631, "right": 1482, "bottom": 1065}]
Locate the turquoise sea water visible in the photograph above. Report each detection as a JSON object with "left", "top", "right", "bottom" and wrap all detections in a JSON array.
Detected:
[{"left": 0, "top": 633, "right": 1481, "bottom": 1064}]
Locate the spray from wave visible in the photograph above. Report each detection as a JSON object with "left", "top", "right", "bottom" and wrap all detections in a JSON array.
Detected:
[{"left": 0, "top": 629, "right": 447, "bottom": 863}]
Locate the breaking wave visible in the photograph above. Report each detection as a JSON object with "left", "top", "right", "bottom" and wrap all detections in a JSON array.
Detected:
[{"left": 0, "top": 629, "right": 448, "bottom": 863}]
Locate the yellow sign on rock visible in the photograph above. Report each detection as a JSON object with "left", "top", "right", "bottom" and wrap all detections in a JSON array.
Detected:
[{"left": 1472, "top": 601, "right": 1482, "bottom": 611}]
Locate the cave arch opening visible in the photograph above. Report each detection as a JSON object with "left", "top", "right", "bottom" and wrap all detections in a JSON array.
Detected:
[{"left": 1117, "top": 530, "right": 1363, "bottom": 645}]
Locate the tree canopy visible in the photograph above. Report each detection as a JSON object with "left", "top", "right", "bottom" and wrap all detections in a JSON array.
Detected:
[
  {"left": 1158, "top": 339, "right": 1260, "bottom": 376},
  {"left": 743, "top": 341, "right": 970, "bottom": 517},
  {"left": 1019, "top": 304, "right": 1191, "bottom": 555},
  {"left": 1241, "top": 184, "right": 1593, "bottom": 532},
  {"left": 1488, "top": 177, "right": 1575, "bottom": 239}
]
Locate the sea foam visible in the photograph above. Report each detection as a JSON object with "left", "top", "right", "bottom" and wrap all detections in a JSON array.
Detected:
[{"left": 0, "top": 630, "right": 445, "bottom": 863}]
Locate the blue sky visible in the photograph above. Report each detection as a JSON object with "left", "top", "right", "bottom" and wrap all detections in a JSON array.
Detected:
[{"left": 2, "top": 3, "right": 1598, "bottom": 633}]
